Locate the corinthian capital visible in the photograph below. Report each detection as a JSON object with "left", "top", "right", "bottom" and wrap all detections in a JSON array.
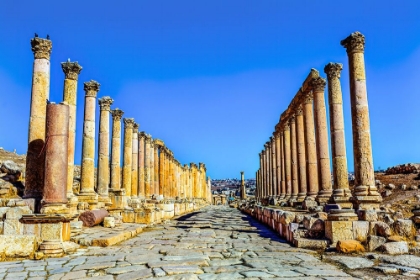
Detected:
[
  {"left": 295, "top": 104, "right": 303, "bottom": 116},
  {"left": 324, "top": 62, "right": 343, "bottom": 79},
  {"left": 61, "top": 61, "right": 82, "bottom": 80},
  {"left": 111, "top": 108, "right": 124, "bottom": 121},
  {"left": 341, "top": 31, "right": 365, "bottom": 53},
  {"left": 310, "top": 77, "right": 326, "bottom": 92},
  {"left": 133, "top": 123, "right": 139, "bottom": 131},
  {"left": 123, "top": 118, "right": 135, "bottom": 128},
  {"left": 31, "top": 37, "right": 52, "bottom": 60},
  {"left": 98, "top": 96, "right": 114, "bottom": 111},
  {"left": 84, "top": 80, "right": 100, "bottom": 97}
]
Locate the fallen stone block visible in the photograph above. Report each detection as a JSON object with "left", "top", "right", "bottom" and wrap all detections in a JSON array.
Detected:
[
  {"left": 381, "top": 241, "right": 409, "bottom": 255},
  {"left": 0, "top": 234, "right": 38, "bottom": 258},
  {"left": 367, "top": 235, "right": 386, "bottom": 251},
  {"left": 393, "top": 219, "right": 415, "bottom": 238},
  {"left": 292, "top": 238, "right": 329, "bottom": 250},
  {"left": 336, "top": 240, "right": 365, "bottom": 253}
]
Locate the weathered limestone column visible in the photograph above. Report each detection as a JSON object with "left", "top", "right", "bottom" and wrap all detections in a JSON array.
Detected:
[
  {"left": 41, "top": 103, "right": 69, "bottom": 214},
  {"left": 303, "top": 91, "right": 319, "bottom": 199},
  {"left": 150, "top": 140, "right": 155, "bottom": 196},
  {"left": 341, "top": 31, "right": 382, "bottom": 209},
  {"left": 110, "top": 109, "right": 124, "bottom": 191},
  {"left": 275, "top": 133, "right": 281, "bottom": 196},
  {"left": 325, "top": 63, "right": 353, "bottom": 208},
  {"left": 159, "top": 147, "right": 165, "bottom": 196},
  {"left": 283, "top": 124, "right": 292, "bottom": 200},
  {"left": 240, "top": 171, "right": 246, "bottom": 199},
  {"left": 263, "top": 147, "right": 269, "bottom": 198},
  {"left": 311, "top": 77, "right": 332, "bottom": 205},
  {"left": 290, "top": 116, "right": 299, "bottom": 201},
  {"left": 122, "top": 118, "right": 134, "bottom": 197},
  {"left": 144, "top": 134, "right": 152, "bottom": 198},
  {"left": 25, "top": 36, "right": 52, "bottom": 203},
  {"left": 184, "top": 164, "right": 190, "bottom": 199},
  {"left": 153, "top": 141, "right": 159, "bottom": 196},
  {"left": 295, "top": 105, "right": 307, "bottom": 201},
  {"left": 271, "top": 137, "right": 277, "bottom": 196},
  {"left": 268, "top": 140, "right": 273, "bottom": 196},
  {"left": 131, "top": 123, "right": 139, "bottom": 198},
  {"left": 138, "top": 132, "right": 145, "bottom": 198},
  {"left": 259, "top": 153, "right": 264, "bottom": 198},
  {"left": 166, "top": 151, "right": 171, "bottom": 198},
  {"left": 97, "top": 96, "right": 113, "bottom": 202},
  {"left": 79, "top": 81, "right": 100, "bottom": 204},
  {"left": 280, "top": 130, "right": 286, "bottom": 199},
  {"left": 61, "top": 61, "right": 82, "bottom": 198}
]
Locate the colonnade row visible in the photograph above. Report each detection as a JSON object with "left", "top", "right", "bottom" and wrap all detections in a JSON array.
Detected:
[
  {"left": 24, "top": 35, "right": 211, "bottom": 213},
  {"left": 255, "top": 32, "right": 382, "bottom": 210}
]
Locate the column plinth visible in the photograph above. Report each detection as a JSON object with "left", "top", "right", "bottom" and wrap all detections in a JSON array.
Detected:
[
  {"left": 79, "top": 80, "right": 100, "bottom": 207},
  {"left": 25, "top": 36, "right": 52, "bottom": 208},
  {"left": 325, "top": 63, "right": 353, "bottom": 208},
  {"left": 341, "top": 31, "right": 381, "bottom": 209},
  {"left": 61, "top": 61, "right": 82, "bottom": 200},
  {"left": 97, "top": 96, "right": 113, "bottom": 205}
]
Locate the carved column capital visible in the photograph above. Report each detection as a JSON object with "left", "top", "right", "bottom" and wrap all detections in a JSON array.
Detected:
[
  {"left": 295, "top": 104, "right": 303, "bottom": 116},
  {"left": 111, "top": 108, "right": 124, "bottom": 121},
  {"left": 283, "top": 122, "right": 290, "bottom": 131},
  {"left": 145, "top": 134, "right": 152, "bottom": 143},
  {"left": 61, "top": 61, "right": 82, "bottom": 80},
  {"left": 31, "top": 37, "right": 52, "bottom": 60},
  {"left": 98, "top": 96, "right": 114, "bottom": 111},
  {"left": 324, "top": 62, "right": 343, "bottom": 79},
  {"left": 310, "top": 77, "right": 326, "bottom": 92},
  {"left": 138, "top": 131, "right": 146, "bottom": 138},
  {"left": 84, "top": 80, "right": 100, "bottom": 97},
  {"left": 341, "top": 31, "right": 365, "bottom": 53},
  {"left": 123, "top": 118, "right": 135, "bottom": 128},
  {"left": 133, "top": 123, "right": 139, "bottom": 131},
  {"left": 303, "top": 91, "right": 314, "bottom": 104},
  {"left": 288, "top": 115, "right": 295, "bottom": 125}
]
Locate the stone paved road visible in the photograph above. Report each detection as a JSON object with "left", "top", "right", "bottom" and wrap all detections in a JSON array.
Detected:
[{"left": 0, "top": 206, "right": 416, "bottom": 279}]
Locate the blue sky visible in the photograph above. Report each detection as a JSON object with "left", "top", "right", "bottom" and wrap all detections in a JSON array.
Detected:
[{"left": 1, "top": 1, "right": 420, "bottom": 179}]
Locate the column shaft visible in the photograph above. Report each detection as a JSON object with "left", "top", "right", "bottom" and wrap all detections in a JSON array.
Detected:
[
  {"left": 138, "top": 132, "right": 145, "bottom": 197},
  {"left": 271, "top": 138, "right": 277, "bottom": 196},
  {"left": 110, "top": 109, "right": 123, "bottom": 190},
  {"left": 275, "top": 134, "right": 281, "bottom": 196},
  {"left": 280, "top": 131, "right": 286, "bottom": 198},
  {"left": 131, "top": 123, "right": 139, "bottom": 197},
  {"left": 296, "top": 106, "right": 307, "bottom": 201},
  {"left": 290, "top": 116, "right": 299, "bottom": 200},
  {"left": 284, "top": 125, "right": 292, "bottom": 199},
  {"left": 122, "top": 118, "right": 134, "bottom": 197}
]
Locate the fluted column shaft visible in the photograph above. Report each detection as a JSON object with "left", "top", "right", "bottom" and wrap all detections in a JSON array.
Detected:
[
  {"left": 303, "top": 93, "right": 319, "bottom": 198},
  {"left": 97, "top": 96, "right": 113, "bottom": 199},
  {"left": 296, "top": 106, "right": 307, "bottom": 201},
  {"left": 110, "top": 109, "right": 124, "bottom": 190}
]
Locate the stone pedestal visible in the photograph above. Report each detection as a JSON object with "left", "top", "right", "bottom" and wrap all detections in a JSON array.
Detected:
[
  {"left": 341, "top": 31, "right": 382, "bottom": 210},
  {"left": 25, "top": 36, "right": 52, "bottom": 209},
  {"left": 79, "top": 80, "right": 100, "bottom": 208},
  {"left": 61, "top": 61, "right": 82, "bottom": 200},
  {"left": 97, "top": 96, "right": 113, "bottom": 205}
]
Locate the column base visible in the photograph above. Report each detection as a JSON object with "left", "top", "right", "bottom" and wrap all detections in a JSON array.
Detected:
[
  {"left": 327, "top": 209, "right": 358, "bottom": 221},
  {"left": 329, "top": 196, "right": 353, "bottom": 209},
  {"left": 351, "top": 195, "right": 382, "bottom": 210},
  {"left": 98, "top": 195, "right": 112, "bottom": 206},
  {"left": 40, "top": 203, "right": 70, "bottom": 215},
  {"left": 354, "top": 185, "right": 381, "bottom": 197},
  {"left": 77, "top": 192, "right": 98, "bottom": 210},
  {"left": 38, "top": 240, "right": 64, "bottom": 258},
  {"left": 297, "top": 193, "right": 306, "bottom": 202}
]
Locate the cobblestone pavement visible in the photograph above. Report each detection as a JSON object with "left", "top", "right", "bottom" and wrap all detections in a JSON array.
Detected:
[{"left": 1, "top": 206, "right": 420, "bottom": 279}]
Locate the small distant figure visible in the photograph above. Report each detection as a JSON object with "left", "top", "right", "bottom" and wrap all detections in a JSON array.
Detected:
[
  {"left": 34, "top": 33, "right": 38, "bottom": 37},
  {"left": 46, "top": 34, "right": 50, "bottom": 40}
]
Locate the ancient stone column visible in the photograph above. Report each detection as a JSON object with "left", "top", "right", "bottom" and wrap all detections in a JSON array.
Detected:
[
  {"left": 159, "top": 147, "right": 165, "bottom": 196},
  {"left": 150, "top": 140, "right": 155, "bottom": 196},
  {"left": 144, "top": 134, "right": 152, "bottom": 198},
  {"left": 138, "top": 132, "right": 145, "bottom": 198},
  {"left": 131, "top": 123, "right": 139, "bottom": 198},
  {"left": 341, "top": 31, "right": 382, "bottom": 209},
  {"left": 259, "top": 153, "right": 264, "bottom": 198},
  {"left": 284, "top": 123, "right": 292, "bottom": 200},
  {"left": 41, "top": 103, "right": 69, "bottom": 214},
  {"left": 271, "top": 137, "right": 277, "bottom": 196},
  {"left": 325, "top": 63, "right": 353, "bottom": 208},
  {"left": 275, "top": 133, "right": 281, "bottom": 196},
  {"left": 184, "top": 164, "right": 190, "bottom": 198},
  {"left": 295, "top": 105, "right": 307, "bottom": 201},
  {"left": 122, "top": 118, "right": 134, "bottom": 197},
  {"left": 311, "top": 77, "right": 332, "bottom": 205},
  {"left": 280, "top": 130, "right": 286, "bottom": 199},
  {"left": 290, "top": 116, "right": 299, "bottom": 201},
  {"left": 79, "top": 81, "right": 100, "bottom": 202},
  {"left": 25, "top": 36, "right": 52, "bottom": 203},
  {"left": 303, "top": 91, "right": 319, "bottom": 198},
  {"left": 240, "top": 171, "right": 246, "bottom": 199},
  {"left": 263, "top": 148, "right": 268, "bottom": 198},
  {"left": 110, "top": 109, "right": 124, "bottom": 191},
  {"left": 61, "top": 61, "right": 82, "bottom": 198},
  {"left": 97, "top": 96, "right": 113, "bottom": 202},
  {"left": 153, "top": 142, "right": 159, "bottom": 196}
]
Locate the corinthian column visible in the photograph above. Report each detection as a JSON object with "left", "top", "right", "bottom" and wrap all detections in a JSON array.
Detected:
[
  {"left": 131, "top": 123, "right": 139, "bottom": 198},
  {"left": 275, "top": 133, "right": 281, "bottom": 196},
  {"left": 97, "top": 96, "right": 113, "bottom": 202},
  {"left": 61, "top": 61, "right": 82, "bottom": 199},
  {"left": 138, "top": 132, "right": 145, "bottom": 198},
  {"left": 263, "top": 147, "right": 269, "bottom": 198},
  {"left": 79, "top": 81, "right": 100, "bottom": 203},
  {"left": 303, "top": 91, "right": 319, "bottom": 198},
  {"left": 280, "top": 130, "right": 286, "bottom": 199},
  {"left": 259, "top": 153, "right": 264, "bottom": 198},
  {"left": 341, "top": 31, "right": 382, "bottom": 209},
  {"left": 110, "top": 109, "right": 124, "bottom": 190},
  {"left": 159, "top": 146, "right": 165, "bottom": 196},
  {"left": 290, "top": 116, "right": 299, "bottom": 201},
  {"left": 122, "top": 118, "right": 134, "bottom": 197},
  {"left": 153, "top": 141, "right": 159, "bottom": 196},
  {"left": 271, "top": 137, "right": 277, "bottom": 196},
  {"left": 311, "top": 77, "right": 332, "bottom": 205},
  {"left": 283, "top": 123, "right": 292, "bottom": 200},
  {"left": 295, "top": 105, "right": 307, "bottom": 201},
  {"left": 25, "top": 36, "right": 52, "bottom": 203},
  {"left": 150, "top": 140, "right": 155, "bottom": 196},
  {"left": 144, "top": 134, "right": 152, "bottom": 198},
  {"left": 325, "top": 63, "right": 353, "bottom": 208}
]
